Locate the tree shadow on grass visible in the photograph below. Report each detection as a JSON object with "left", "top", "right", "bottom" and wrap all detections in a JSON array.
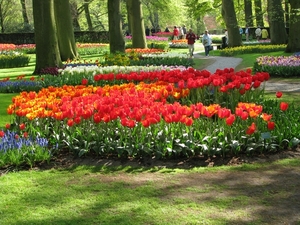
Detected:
[{"left": 2, "top": 150, "right": 300, "bottom": 225}]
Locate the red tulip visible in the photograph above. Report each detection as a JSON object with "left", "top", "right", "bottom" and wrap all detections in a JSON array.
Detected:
[
  {"left": 280, "top": 102, "right": 289, "bottom": 111},
  {"left": 23, "top": 132, "right": 29, "bottom": 138},
  {"left": 239, "top": 88, "right": 246, "bottom": 95},
  {"left": 19, "top": 123, "right": 25, "bottom": 130},
  {"left": 5, "top": 123, "right": 10, "bottom": 129},
  {"left": 67, "top": 119, "right": 74, "bottom": 127},
  {"left": 246, "top": 122, "right": 256, "bottom": 135},
  {"left": 267, "top": 121, "right": 275, "bottom": 130},
  {"left": 276, "top": 92, "right": 283, "bottom": 98},
  {"left": 240, "top": 111, "right": 248, "bottom": 120},
  {"left": 0, "top": 130, "right": 5, "bottom": 138},
  {"left": 225, "top": 114, "right": 235, "bottom": 126},
  {"left": 81, "top": 78, "right": 88, "bottom": 85}
]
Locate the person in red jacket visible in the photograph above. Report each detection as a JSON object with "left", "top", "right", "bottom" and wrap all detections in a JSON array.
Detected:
[
  {"left": 173, "top": 26, "right": 179, "bottom": 40},
  {"left": 186, "top": 28, "right": 196, "bottom": 57}
]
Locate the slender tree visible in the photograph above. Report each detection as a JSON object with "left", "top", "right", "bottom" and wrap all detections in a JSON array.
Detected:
[
  {"left": 221, "top": 0, "right": 242, "bottom": 47},
  {"left": 20, "top": 0, "right": 30, "bottom": 30},
  {"left": 284, "top": 0, "right": 290, "bottom": 28},
  {"left": 244, "top": 0, "right": 254, "bottom": 27},
  {"left": 32, "top": 0, "right": 62, "bottom": 74},
  {"left": 267, "top": 0, "right": 287, "bottom": 44},
  {"left": 70, "top": 1, "right": 81, "bottom": 31},
  {"left": 126, "top": 0, "right": 147, "bottom": 48},
  {"left": 107, "top": 0, "right": 125, "bottom": 53},
  {"left": 286, "top": 0, "right": 300, "bottom": 52},
  {"left": 254, "top": 0, "right": 264, "bottom": 27},
  {"left": 84, "top": 0, "right": 93, "bottom": 31}
]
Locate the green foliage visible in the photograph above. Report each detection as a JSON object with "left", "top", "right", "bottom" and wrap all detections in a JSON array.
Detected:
[
  {"left": 0, "top": 51, "right": 30, "bottom": 68},
  {"left": 129, "top": 56, "right": 194, "bottom": 67},
  {"left": 126, "top": 41, "right": 169, "bottom": 51},
  {"left": 0, "top": 145, "right": 51, "bottom": 168}
]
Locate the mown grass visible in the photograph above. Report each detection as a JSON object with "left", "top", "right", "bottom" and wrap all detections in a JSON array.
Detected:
[
  {"left": 1, "top": 158, "right": 300, "bottom": 225},
  {"left": 0, "top": 93, "right": 17, "bottom": 126}
]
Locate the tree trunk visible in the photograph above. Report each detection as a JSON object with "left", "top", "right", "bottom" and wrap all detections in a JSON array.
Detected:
[
  {"left": 107, "top": 0, "right": 125, "bottom": 53},
  {"left": 54, "top": 0, "right": 78, "bottom": 61},
  {"left": 254, "top": 0, "right": 264, "bottom": 27},
  {"left": 286, "top": 0, "right": 300, "bottom": 52},
  {"left": 267, "top": 0, "right": 287, "bottom": 44},
  {"left": 244, "top": 0, "right": 253, "bottom": 27},
  {"left": 33, "top": 0, "right": 62, "bottom": 74},
  {"left": 70, "top": 2, "right": 81, "bottom": 31},
  {"left": 0, "top": 4, "right": 4, "bottom": 33},
  {"left": 20, "top": 0, "right": 29, "bottom": 29},
  {"left": 222, "top": 0, "right": 242, "bottom": 47},
  {"left": 127, "top": 0, "right": 147, "bottom": 48},
  {"left": 84, "top": 0, "right": 93, "bottom": 31}
]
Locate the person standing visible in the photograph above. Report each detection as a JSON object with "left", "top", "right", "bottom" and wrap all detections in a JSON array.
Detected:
[
  {"left": 245, "top": 25, "right": 249, "bottom": 42},
  {"left": 186, "top": 28, "right": 196, "bottom": 57},
  {"left": 145, "top": 26, "right": 150, "bottom": 36},
  {"left": 224, "top": 29, "right": 228, "bottom": 45},
  {"left": 182, "top": 25, "right": 187, "bottom": 39},
  {"left": 202, "top": 30, "right": 212, "bottom": 57},
  {"left": 173, "top": 26, "right": 179, "bottom": 40},
  {"left": 255, "top": 26, "right": 262, "bottom": 41},
  {"left": 261, "top": 28, "right": 269, "bottom": 40}
]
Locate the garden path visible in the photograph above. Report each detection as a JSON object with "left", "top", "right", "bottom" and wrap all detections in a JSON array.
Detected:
[{"left": 194, "top": 54, "right": 300, "bottom": 93}]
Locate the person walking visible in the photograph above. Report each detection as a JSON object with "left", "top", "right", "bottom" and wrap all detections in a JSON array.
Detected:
[
  {"left": 245, "top": 25, "right": 249, "bottom": 42},
  {"left": 202, "top": 30, "right": 212, "bottom": 56},
  {"left": 186, "top": 28, "right": 196, "bottom": 57},
  {"left": 255, "top": 26, "right": 262, "bottom": 41}
]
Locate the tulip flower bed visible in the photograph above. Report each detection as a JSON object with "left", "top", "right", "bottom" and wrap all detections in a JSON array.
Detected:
[
  {"left": 253, "top": 55, "right": 300, "bottom": 77},
  {"left": 3, "top": 67, "right": 300, "bottom": 166}
]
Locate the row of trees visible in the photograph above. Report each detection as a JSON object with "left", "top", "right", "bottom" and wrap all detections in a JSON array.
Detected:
[{"left": 28, "top": 0, "right": 300, "bottom": 74}]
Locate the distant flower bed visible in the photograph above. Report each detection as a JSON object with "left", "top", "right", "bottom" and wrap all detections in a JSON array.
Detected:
[
  {"left": 152, "top": 32, "right": 173, "bottom": 37},
  {"left": 253, "top": 55, "right": 300, "bottom": 77},
  {"left": 125, "top": 36, "right": 169, "bottom": 42},
  {"left": 171, "top": 39, "right": 187, "bottom": 44},
  {"left": 220, "top": 44, "right": 287, "bottom": 56},
  {"left": 125, "top": 48, "right": 165, "bottom": 54},
  {"left": 169, "top": 39, "right": 188, "bottom": 48}
]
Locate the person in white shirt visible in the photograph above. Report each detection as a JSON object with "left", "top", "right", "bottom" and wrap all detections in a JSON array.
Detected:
[
  {"left": 255, "top": 26, "right": 262, "bottom": 41},
  {"left": 202, "top": 30, "right": 212, "bottom": 56},
  {"left": 245, "top": 25, "right": 249, "bottom": 41}
]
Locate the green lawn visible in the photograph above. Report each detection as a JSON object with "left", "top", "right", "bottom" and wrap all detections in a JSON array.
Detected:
[{"left": 1, "top": 159, "right": 300, "bottom": 225}]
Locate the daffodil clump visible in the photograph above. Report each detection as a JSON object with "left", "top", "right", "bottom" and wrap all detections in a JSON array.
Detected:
[{"left": 220, "top": 44, "right": 287, "bottom": 56}]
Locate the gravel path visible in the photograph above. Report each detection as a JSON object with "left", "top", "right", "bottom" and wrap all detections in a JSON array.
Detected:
[{"left": 195, "top": 54, "right": 300, "bottom": 93}]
